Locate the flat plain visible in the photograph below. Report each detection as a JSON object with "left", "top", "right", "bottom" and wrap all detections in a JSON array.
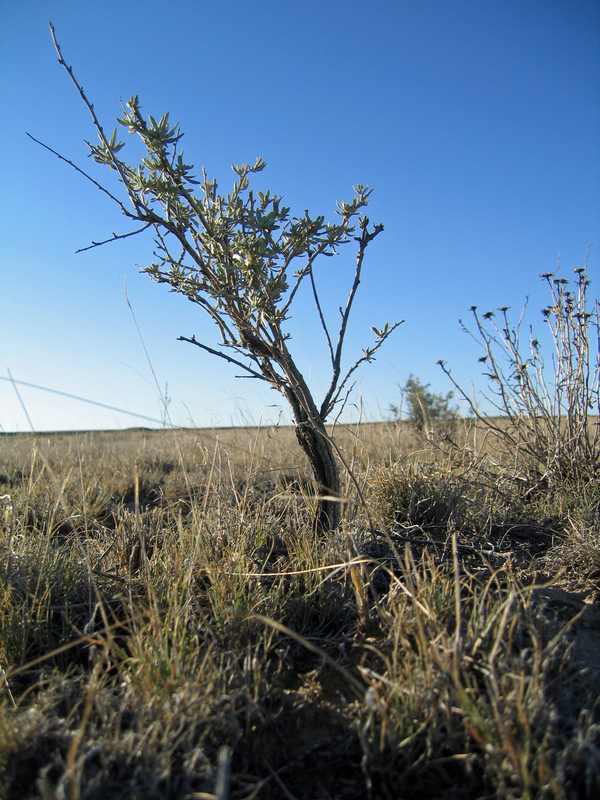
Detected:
[{"left": 1, "top": 420, "right": 599, "bottom": 799}]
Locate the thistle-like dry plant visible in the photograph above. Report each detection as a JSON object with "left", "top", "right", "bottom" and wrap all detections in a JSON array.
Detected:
[{"left": 441, "top": 253, "right": 599, "bottom": 488}]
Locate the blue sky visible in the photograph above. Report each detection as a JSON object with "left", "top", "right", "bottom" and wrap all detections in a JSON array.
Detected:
[{"left": 1, "top": 0, "right": 598, "bottom": 432}]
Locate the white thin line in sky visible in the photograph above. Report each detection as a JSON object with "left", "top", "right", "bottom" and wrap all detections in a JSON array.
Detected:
[{"left": 1, "top": 375, "right": 164, "bottom": 425}]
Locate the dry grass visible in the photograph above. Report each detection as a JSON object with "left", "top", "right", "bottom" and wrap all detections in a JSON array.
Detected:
[{"left": 0, "top": 420, "right": 599, "bottom": 799}]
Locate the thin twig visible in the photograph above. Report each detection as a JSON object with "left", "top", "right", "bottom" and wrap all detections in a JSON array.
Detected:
[
  {"left": 25, "top": 132, "right": 133, "bottom": 217},
  {"left": 76, "top": 223, "right": 152, "bottom": 252},
  {"left": 177, "top": 336, "right": 267, "bottom": 381},
  {"left": 325, "top": 320, "right": 403, "bottom": 417},
  {"left": 309, "top": 265, "right": 335, "bottom": 367},
  {"left": 49, "top": 22, "right": 141, "bottom": 214}
]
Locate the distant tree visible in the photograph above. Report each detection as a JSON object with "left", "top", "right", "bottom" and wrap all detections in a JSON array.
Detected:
[
  {"left": 37, "top": 24, "right": 402, "bottom": 532},
  {"left": 390, "top": 375, "right": 458, "bottom": 433}
]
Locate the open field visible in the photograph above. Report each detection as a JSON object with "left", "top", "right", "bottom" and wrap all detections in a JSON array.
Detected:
[{"left": 1, "top": 421, "right": 599, "bottom": 799}]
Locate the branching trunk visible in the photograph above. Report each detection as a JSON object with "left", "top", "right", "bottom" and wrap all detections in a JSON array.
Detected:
[
  {"left": 294, "top": 419, "right": 341, "bottom": 532},
  {"left": 279, "top": 358, "right": 341, "bottom": 532}
]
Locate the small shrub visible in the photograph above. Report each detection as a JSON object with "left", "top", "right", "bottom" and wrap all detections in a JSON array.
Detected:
[
  {"left": 390, "top": 374, "right": 458, "bottom": 434},
  {"left": 37, "top": 25, "right": 403, "bottom": 532}
]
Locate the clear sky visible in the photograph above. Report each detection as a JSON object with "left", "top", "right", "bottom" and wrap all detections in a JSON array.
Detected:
[{"left": 1, "top": 0, "right": 599, "bottom": 432}]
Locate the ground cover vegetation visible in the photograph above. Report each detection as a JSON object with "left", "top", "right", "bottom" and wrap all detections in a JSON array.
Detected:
[
  {"left": 1, "top": 406, "right": 599, "bottom": 799},
  {"left": 3, "top": 24, "right": 599, "bottom": 800}
]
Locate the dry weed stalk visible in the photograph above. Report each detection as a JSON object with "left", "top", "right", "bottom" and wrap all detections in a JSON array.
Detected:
[{"left": 441, "top": 254, "right": 600, "bottom": 489}]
